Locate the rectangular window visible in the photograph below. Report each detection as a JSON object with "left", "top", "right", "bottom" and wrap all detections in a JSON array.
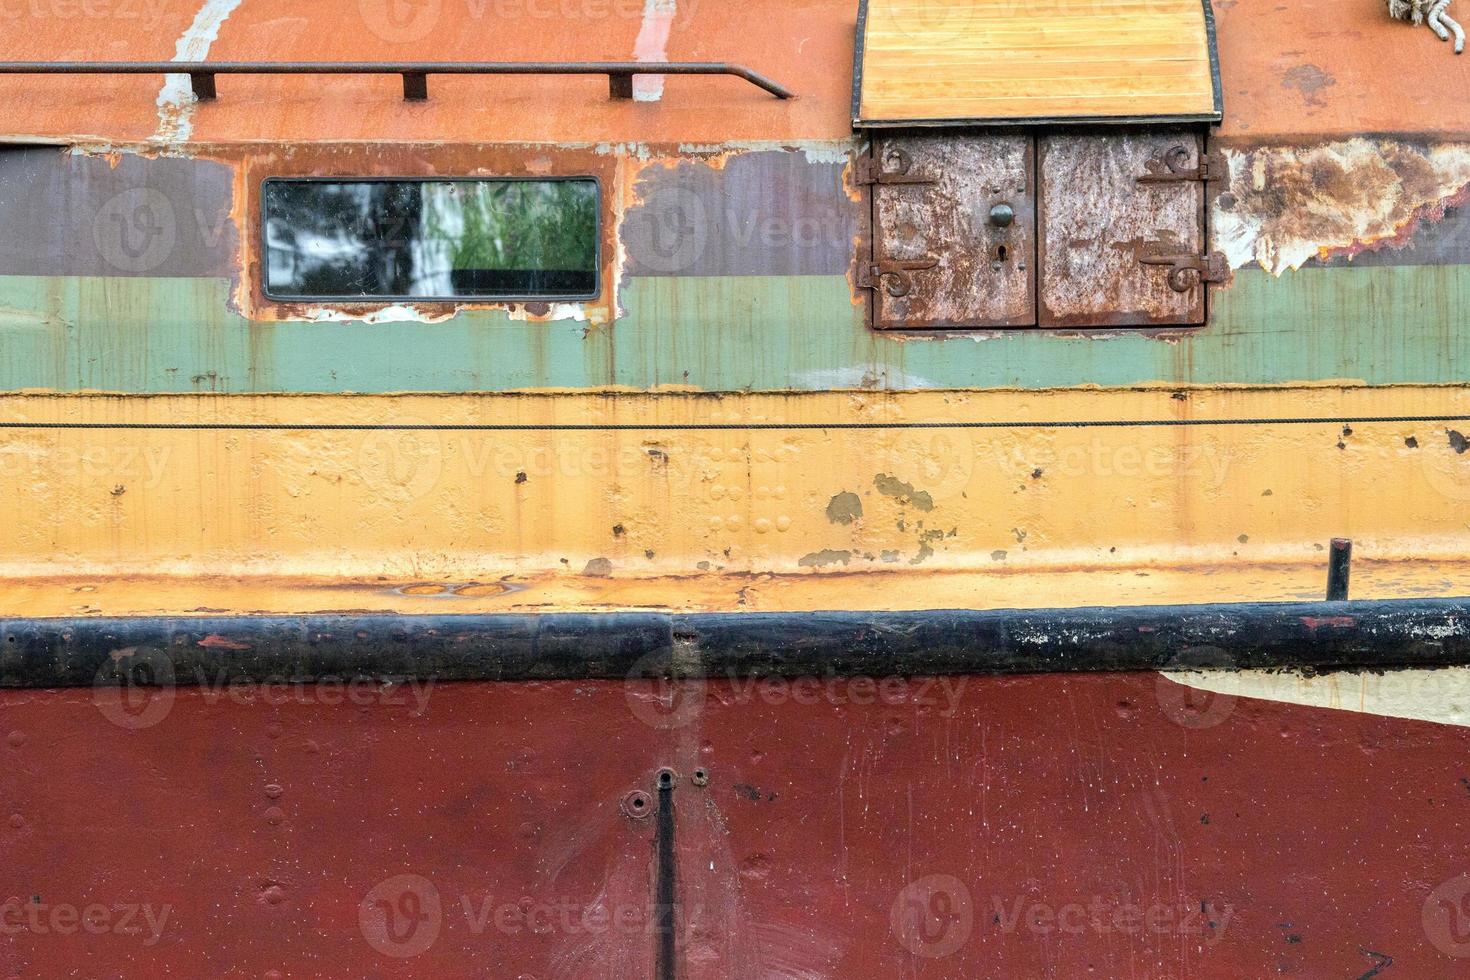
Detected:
[{"left": 262, "top": 177, "right": 600, "bottom": 302}]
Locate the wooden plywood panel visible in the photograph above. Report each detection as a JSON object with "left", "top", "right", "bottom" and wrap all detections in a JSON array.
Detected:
[{"left": 856, "top": 0, "right": 1221, "bottom": 125}]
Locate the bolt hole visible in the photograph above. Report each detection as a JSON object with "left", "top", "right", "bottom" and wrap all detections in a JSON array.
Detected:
[{"left": 657, "top": 769, "right": 675, "bottom": 789}]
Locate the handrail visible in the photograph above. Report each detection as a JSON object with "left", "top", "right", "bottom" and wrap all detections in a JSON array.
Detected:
[{"left": 0, "top": 61, "right": 793, "bottom": 102}]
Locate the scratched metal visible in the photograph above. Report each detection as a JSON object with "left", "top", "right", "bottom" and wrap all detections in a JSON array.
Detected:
[
  {"left": 0, "top": 147, "right": 236, "bottom": 278},
  {"left": 871, "top": 133, "right": 1035, "bottom": 329},
  {"left": 0, "top": 674, "right": 1467, "bottom": 975},
  {"left": 623, "top": 151, "right": 855, "bottom": 277},
  {"left": 1038, "top": 130, "right": 1205, "bottom": 327}
]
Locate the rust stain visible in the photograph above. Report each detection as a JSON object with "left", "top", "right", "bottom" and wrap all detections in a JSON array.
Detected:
[
  {"left": 1279, "top": 64, "right": 1337, "bottom": 108},
  {"left": 1215, "top": 138, "right": 1470, "bottom": 273},
  {"left": 198, "top": 634, "right": 252, "bottom": 650},
  {"left": 1301, "top": 616, "right": 1356, "bottom": 629}
]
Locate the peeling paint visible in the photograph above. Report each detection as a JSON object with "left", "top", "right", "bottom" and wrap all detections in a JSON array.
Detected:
[
  {"left": 798, "top": 549, "right": 851, "bottom": 568},
  {"left": 873, "top": 473, "right": 934, "bottom": 512},
  {"left": 825, "top": 491, "right": 863, "bottom": 524},
  {"left": 632, "top": 0, "right": 677, "bottom": 102},
  {"left": 1162, "top": 667, "right": 1470, "bottom": 727},
  {"left": 151, "top": 0, "right": 246, "bottom": 146},
  {"left": 1215, "top": 139, "right": 1470, "bottom": 274}
]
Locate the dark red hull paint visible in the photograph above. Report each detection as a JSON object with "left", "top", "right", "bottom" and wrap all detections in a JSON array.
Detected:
[{"left": 1, "top": 674, "right": 1467, "bottom": 978}]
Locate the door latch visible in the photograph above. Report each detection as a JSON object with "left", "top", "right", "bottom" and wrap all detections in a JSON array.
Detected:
[
  {"left": 1137, "top": 145, "right": 1222, "bottom": 185},
  {"left": 1139, "top": 251, "right": 1229, "bottom": 292},
  {"left": 855, "top": 147, "right": 936, "bottom": 187},
  {"left": 858, "top": 258, "right": 940, "bottom": 297}
]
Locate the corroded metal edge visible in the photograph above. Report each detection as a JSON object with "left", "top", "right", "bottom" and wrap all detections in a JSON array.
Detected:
[{"left": 7, "top": 598, "right": 1469, "bottom": 688}]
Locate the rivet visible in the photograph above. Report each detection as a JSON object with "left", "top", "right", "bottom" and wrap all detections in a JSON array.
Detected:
[
  {"left": 264, "top": 806, "right": 285, "bottom": 826},
  {"left": 264, "top": 784, "right": 283, "bottom": 800},
  {"left": 6, "top": 731, "right": 23, "bottom": 748}
]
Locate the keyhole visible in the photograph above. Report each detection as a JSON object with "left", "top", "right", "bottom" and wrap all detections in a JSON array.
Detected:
[{"left": 995, "top": 244, "right": 1009, "bottom": 262}]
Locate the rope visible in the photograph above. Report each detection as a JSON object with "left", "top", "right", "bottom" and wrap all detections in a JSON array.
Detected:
[{"left": 1390, "top": 0, "right": 1465, "bottom": 53}]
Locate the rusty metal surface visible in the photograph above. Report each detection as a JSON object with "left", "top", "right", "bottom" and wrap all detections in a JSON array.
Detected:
[
  {"left": 870, "top": 134, "right": 1034, "bottom": 329},
  {"left": 1214, "top": 137, "right": 1470, "bottom": 273},
  {"left": 1, "top": 673, "right": 1469, "bottom": 975},
  {"left": 1039, "top": 130, "right": 1207, "bottom": 327}
]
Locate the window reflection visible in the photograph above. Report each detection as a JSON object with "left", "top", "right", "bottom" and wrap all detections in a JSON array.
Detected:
[{"left": 263, "top": 179, "right": 599, "bottom": 300}]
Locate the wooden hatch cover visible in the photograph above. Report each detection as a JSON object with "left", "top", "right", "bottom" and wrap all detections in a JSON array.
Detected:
[{"left": 852, "top": 0, "right": 1223, "bottom": 126}]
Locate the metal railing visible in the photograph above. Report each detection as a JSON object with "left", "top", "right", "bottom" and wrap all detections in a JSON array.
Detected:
[{"left": 0, "top": 61, "right": 793, "bottom": 102}]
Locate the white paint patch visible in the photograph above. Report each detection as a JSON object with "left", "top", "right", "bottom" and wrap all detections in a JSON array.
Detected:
[
  {"left": 300, "top": 305, "right": 455, "bottom": 324},
  {"left": 632, "top": 0, "right": 677, "bottom": 102},
  {"left": 1162, "top": 667, "right": 1470, "bottom": 728},
  {"left": 151, "top": 0, "right": 246, "bottom": 145}
]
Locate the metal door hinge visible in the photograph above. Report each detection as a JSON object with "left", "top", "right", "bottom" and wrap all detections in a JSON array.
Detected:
[
  {"left": 1138, "top": 145, "right": 1222, "bottom": 185},
  {"left": 858, "top": 258, "right": 939, "bottom": 297},
  {"left": 855, "top": 148, "right": 936, "bottom": 187},
  {"left": 1139, "top": 251, "right": 1229, "bottom": 292}
]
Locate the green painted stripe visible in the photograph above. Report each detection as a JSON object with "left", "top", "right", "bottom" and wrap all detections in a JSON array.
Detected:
[{"left": 0, "top": 266, "right": 1464, "bottom": 393}]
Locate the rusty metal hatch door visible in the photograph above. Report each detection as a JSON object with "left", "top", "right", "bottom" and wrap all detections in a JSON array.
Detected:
[
  {"left": 864, "top": 133, "right": 1035, "bottom": 329},
  {"left": 1038, "top": 129, "right": 1215, "bottom": 327}
]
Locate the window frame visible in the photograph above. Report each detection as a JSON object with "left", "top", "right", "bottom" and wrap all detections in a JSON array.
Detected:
[{"left": 258, "top": 174, "right": 604, "bottom": 305}]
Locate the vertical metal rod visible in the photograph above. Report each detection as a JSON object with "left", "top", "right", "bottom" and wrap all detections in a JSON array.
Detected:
[
  {"left": 654, "top": 768, "right": 677, "bottom": 980},
  {"left": 608, "top": 71, "right": 634, "bottom": 100},
  {"left": 401, "top": 71, "right": 427, "bottom": 101},
  {"left": 1327, "top": 538, "right": 1352, "bottom": 601}
]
